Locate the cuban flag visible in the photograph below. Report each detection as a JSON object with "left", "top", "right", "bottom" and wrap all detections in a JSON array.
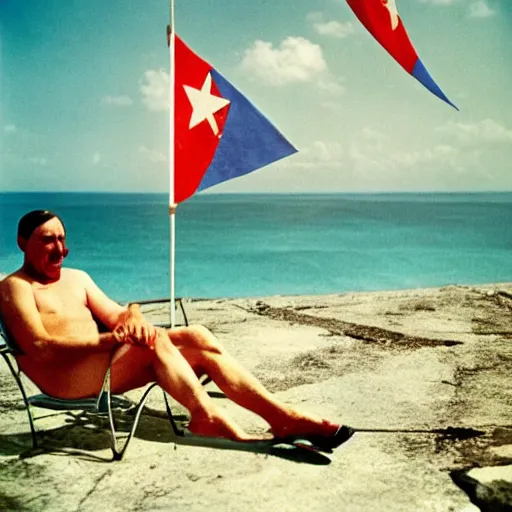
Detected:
[
  {"left": 173, "top": 35, "right": 297, "bottom": 204},
  {"left": 345, "top": 0, "right": 457, "bottom": 110}
]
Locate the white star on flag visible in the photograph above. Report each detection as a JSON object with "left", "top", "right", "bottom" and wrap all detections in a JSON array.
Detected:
[
  {"left": 383, "top": 0, "right": 399, "bottom": 30},
  {"left": 183, "top": 73, "right": 230, "bottom": 136}
]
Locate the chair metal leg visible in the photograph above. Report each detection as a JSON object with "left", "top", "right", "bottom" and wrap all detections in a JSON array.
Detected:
[
  {"left": 162, "top": 391, "right": 185, "bottom": 437},
  {"left": 178, "top": 299, "right": 189, "bottom": 327},
  {"left": 1, "top": 350, "right": 188, "bottom": 460},
  {"left": 112, "top": 382, "right": 159, "bottom": 461},
  {"left": 99, "top": 367, "right": 160, "bottom": 461},
  {"left": 1, "top": 352, "right": 38, "bottom": 448}
]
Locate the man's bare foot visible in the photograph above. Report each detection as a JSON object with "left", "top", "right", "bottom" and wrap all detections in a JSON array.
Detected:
[
  {"left": 271, "top": 413, "right": 354, "bottom": 451},
  {"left": 187, "top": 412, "right": 266, "bottom": 442},
  {"left": 271, "top": 413, "right": 340, "bottom": 439}
]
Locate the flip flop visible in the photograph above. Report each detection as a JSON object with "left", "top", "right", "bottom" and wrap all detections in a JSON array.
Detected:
[
  {"left": 289, "top": 438, "right": 334, "bottom": 454},
  {"left": 277, "top": 425, "right": 354, "bottom": 453}
]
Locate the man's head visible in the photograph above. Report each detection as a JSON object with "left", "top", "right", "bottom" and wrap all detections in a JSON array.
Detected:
[{"left": 17, "top": 210, "right": 69, "bottom": 283}]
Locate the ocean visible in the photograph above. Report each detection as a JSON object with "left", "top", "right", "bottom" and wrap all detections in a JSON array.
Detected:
[{"left": 0, "top": 192, "right": 511, "bottom": 302}]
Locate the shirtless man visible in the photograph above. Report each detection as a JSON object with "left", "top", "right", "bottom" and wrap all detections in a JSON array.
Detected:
[{"left": 0, "top": 209, "right": 352, "bottom": 449}]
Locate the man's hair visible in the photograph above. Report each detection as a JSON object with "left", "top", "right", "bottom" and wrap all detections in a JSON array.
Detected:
[{"left": 17, "top": 210, "right": 64, "bottom": 240}]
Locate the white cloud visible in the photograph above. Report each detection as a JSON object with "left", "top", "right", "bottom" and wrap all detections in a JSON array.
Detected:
[
  {"left": 389, "top": 144, "right": 459, "bottom": 168},
  {"left": 139, "top": 145, "right": 166, "bottom": 163},
  {"left": 436, "top": 119, "right": 512, "bottom": 144},
  {"left": 347, "top": 137, "right": 469, "bottom": 189},
  {"left": 418, "top": 0, "right": 495, "bottom": 17},
  {"left": 240, "top": 37, "right": 343, "bottom": 94},
  {"left": 317, "top": 77, "right": 345, "bottom": 95},
  {"left": 290, "top": 119, "right": 511, "bottom": 188},
  {"left": 92, "top": 152, "right": 101, "bottom": 165},
  {"left": 296, "top": 140, "right": 345, "bottom": 168},
  {"left": 468, "top": 1, "right": 495, "bottom": 18},
  {"left": 417, "top": 0, "right": 459, "bottom": 5},
  {"left": 307, "top": 12, "right": 355, "bottom": 38},
  {"left": 4, "top": 124, "right": 16, "bottom": 133},
  {"left": 361, "top": 128, "right": 388, "bottom": 149},
  {"left": 140, "top": 69, "right": 169, "bottom": 111},
  {"left": 287, "top": 130, "right": 461, "bottom": 180},
  {"left": 340, "top": 118, "right": 512, "bottom": 190},
  {"left": 349, "top": 142, "right": 388, "bottom": 175},
  {"left": 241, "top": 37, "right": 326, "bottom": 85},
  {"left": 352, "top": 123, "right": 486, "bottom": 173},
  {"left": 315, "top": 21, "right": 355, "bottom": 38},
  {"left": 101, "top": 95, "right": 133, "bottom": 106}
]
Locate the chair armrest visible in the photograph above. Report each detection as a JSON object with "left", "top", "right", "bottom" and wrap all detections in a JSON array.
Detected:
[
  {"left": 126, "top": 297, "right": 183, "bottom": 307},
  {"left": 0, "top": 333, "right": 21, "bottom": 355},
  {"left": 125, "top": 298, "right": 189, "bottom": 327},
  {"left": 0, "top": 343, "right": 12, "bottom": 355}
]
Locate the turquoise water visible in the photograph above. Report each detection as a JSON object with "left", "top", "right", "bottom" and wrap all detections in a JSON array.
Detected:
[{"left": 1, "top": 192, "right": 511, "bottom": 302}]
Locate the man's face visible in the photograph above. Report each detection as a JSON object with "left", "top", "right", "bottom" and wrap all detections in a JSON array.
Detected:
[{"left": 22, "top": 217, "right": 69, "bottom": 282}]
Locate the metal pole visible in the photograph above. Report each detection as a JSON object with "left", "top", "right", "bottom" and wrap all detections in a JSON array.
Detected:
[{"left": 168, "top": 0, "right": 176, "bottom": 328}]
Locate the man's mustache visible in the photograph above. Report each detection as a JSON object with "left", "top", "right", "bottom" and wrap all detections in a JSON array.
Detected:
[{"left": 50, "top": 247, "right": 69, "bottom": 259}]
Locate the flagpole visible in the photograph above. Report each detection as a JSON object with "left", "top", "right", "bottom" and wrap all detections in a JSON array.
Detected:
[{"left": 168, "top": 0, "right": 176, "bottom": 328}]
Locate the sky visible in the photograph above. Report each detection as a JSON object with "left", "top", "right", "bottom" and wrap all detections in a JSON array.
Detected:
[{"left": 1, "top": 0, "right": 512, "bottom": 194}]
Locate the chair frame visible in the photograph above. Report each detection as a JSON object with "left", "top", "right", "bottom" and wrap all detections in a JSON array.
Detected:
[{"left": 0, "top": 298, "right": 189, "bottom": 461}]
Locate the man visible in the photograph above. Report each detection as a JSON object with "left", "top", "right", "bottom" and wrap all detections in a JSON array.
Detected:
[{"left": 0, "top": 210, "right": 352, "bottom": 449}]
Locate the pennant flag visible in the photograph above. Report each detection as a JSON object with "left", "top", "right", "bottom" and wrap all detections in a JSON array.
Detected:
[
  {"left": 345, "top": 0, "right": 457, "bottom": 110},
  {"left": 173, "top": 35, "right": 297, "bottom": 203}
]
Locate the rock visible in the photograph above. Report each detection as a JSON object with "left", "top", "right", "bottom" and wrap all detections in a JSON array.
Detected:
[
  {"left": 452, "top": 465, "right": 512, "bottom": 511},
  {"left": 1, "top": 283, "right": 511, "bottom": 511}
]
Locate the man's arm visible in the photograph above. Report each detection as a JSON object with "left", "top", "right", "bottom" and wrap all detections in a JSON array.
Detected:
[
  {"left": 0, "top": 276, "right": 118, "bottom": 361},
  {"left": 82, "top": 272, "right": 156, "bottom": 347}
]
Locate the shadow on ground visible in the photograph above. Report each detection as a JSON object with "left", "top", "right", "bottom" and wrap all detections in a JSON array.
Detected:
[{"left": 0, "top": 410, "right": 331, "bottom": 465}]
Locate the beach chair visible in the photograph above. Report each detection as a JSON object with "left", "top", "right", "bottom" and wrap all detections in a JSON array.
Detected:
[{"left": 0, "top": 298, "right": 189, "bottom": 461}]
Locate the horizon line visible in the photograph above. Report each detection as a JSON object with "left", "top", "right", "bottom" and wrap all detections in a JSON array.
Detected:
[{"left": 1, "top": 190, "right": 511, "bottom": 196}]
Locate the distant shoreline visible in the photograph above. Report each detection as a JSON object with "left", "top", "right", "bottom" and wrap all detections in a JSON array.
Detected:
[
  {"left": 1, "top": 191, "right": 512, "bottom": 198},
  {"left": 132, "top": 282, "right": 512, "bottom": 304}
]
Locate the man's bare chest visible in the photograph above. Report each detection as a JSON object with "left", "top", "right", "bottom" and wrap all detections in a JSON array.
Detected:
[{"left": 33, "top": 278, "right": 88, "bottom": 318}]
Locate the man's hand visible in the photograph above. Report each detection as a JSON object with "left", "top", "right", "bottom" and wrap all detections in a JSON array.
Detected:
[{"left": 113, "top": 304, "right": 157, "bottom": 349}]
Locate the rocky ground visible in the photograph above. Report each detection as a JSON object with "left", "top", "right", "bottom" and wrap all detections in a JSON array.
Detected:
[{"left": 0, "top": 284, "right": 511, "bottom": 511}]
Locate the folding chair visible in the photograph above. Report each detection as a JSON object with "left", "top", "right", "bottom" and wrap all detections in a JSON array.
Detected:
[
  {"left": 132, "top": 297, "right": 189, "bottom": 328},
  {"left": 0, "top": 298, "right": 189, "bottom": 461}
]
